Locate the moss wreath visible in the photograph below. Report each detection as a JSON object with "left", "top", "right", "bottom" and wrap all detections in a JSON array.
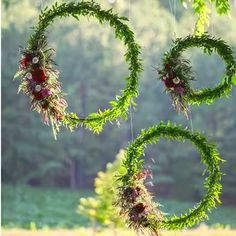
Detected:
[
  {"left": 157, "top": 34, "right": 236, "bottom": 118},
  {"left": 14, "top": 1, "right": 142, "bottom": 138},
  {"left": 115, "top": 122, "right": 223, "bottom": 235}
]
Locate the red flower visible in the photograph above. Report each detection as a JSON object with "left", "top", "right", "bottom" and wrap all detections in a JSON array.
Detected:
[
  {"left": 20, "top": 54, "right": 32, "bottom": 69},
  {"left": 32, "top": 87, "right": 52, "bottom": 101},
  {"left": 163, "top": 79, "right": 175, "bottom": 88},
  {"left": 32, "top": 68, "right": 46, "bottom": 84},
  {"left": 133, "top": 203, "right": 146, "bottom": 214},
  {"left": 165, "top": 63, "right": 171, "bottom": 70},
  {"left": 32, "top": 91, "right": 44, "bottom": 100}
]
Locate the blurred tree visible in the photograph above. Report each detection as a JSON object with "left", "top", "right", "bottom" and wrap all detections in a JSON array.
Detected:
[{"left": 78, "top": 150, "right": 125, "bottom": 229}]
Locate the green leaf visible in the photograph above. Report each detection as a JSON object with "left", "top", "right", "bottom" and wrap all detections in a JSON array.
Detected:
[
  {"left": 232, "top": 75, "right": 236, "bottom": 86},
  {"left": 13, "top": 70, "right": 24, "bottom": 80}
]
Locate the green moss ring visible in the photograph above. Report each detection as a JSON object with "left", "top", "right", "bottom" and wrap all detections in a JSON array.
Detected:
[
  {"left": 115, "top": 122, "right": 223, "bottom": 234},
  {"left": 157, "top": 34, "right": 236, "bottom": 118},
  {"left": 14, "top": 1, "right": 142, "bottom": 138}
]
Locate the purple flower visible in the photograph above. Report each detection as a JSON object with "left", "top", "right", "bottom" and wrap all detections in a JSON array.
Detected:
[
  {"left": 175, "top": 86, "right": 185, "bottom": 95},
  {"left": 41, "top": 88, "right": 52, "bottom": 97}
]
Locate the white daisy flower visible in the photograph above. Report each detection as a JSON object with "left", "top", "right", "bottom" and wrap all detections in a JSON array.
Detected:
[
  {"left": 35, "top": 84, "right": 42, "bottom": 92},
  {"left": 26, "top": 72, "right": 32, "bottom": 79},
  {"left": 173, "top": 77, "right": 180, "bottom": 84},
  {"left": 32, "top": 57, "right": 39, "bottom": 64}
]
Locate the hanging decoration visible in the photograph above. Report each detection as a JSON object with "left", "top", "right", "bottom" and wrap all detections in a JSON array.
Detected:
[
  {"left": 13, "top": 1, "right": 234, "bottom": 234},
  {"left": 14, "top": 1, "right": 142, "bottom": 138},
  {"left": 157, "top": 34, "right": 236, "bottom": 118},
  {"left": 115, "top": 122, "right": 223, "bottom": 235}
]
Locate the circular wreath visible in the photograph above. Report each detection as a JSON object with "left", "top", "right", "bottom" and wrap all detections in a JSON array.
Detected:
[
  {"left": 14, "top": 1, "right": 142, "bottom": 138},
  {"left": 115, "top": 122, "right": 223, "bottom": 235},
  {"left": 157, "top": 34, "right": 236, "bottom": 118}
]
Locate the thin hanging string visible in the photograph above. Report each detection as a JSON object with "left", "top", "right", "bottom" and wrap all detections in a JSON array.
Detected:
[
  {"left": 186, "top": 0, "right": 194, "bottom": 132},
  {"left": 169, "top": 0, "right": 177, "bottom": 38},
  {"left": 40, "top": 0, "right": 43, "bottom": 11},
  {"left": 188, "top": 106, "right": 194, "bottom": 133},
  {"left": 170, "top": 0, "right": 193, "bottom": 131},
  {"left": 129, "top": 101, "right": 134, "bottom": 141},
  {"left": 173, "top": 0, "right": 177, "bottom": 38},
  {"left": 188, "top": 2, "right": 216, "bottom": 133},
  {"left": 128, "top": 0, "right": 134, "bottom": 142},
  {"left": 169, "top": 0, "right": 193, "bottom": 131},
  {"left": 211, "top": 4, "right": 214, "bottom": 35}
]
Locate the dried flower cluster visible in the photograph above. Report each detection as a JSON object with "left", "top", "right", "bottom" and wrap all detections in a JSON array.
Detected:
[
  {"left": 116, "top": 169, "right": 163, "bottom": 236},
  {"left": 15, "top": 39, "right": 68, "bottom": 139},
  {"left": 157, "top": 58, "right": 194, "bottom": 118}
]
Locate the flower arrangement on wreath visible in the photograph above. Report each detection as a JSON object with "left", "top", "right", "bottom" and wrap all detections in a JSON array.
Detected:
[
  {"left": 15, "top": 38, "right": 67, "bottom": 138},
  {"left": 157, "top": 56, "right": 194, "bottom": 118},
  {"left": 116, "top": 168, "right": 163, "bottom": 235}
]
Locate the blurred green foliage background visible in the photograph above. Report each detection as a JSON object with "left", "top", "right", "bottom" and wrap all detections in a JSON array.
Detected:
[{"left": 1, "top": 0, "right": 236, "bottom": 229}]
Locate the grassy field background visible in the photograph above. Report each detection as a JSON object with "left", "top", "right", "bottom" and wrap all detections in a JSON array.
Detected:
[
  {"left": 2, "top": 184, "right": 236, "bottom": 230},
  {"left": 2, "top": 184, "right": 236, "bottom": 236}
]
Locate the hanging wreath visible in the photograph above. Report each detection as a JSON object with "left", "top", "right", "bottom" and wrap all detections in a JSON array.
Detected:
[
  {"left": 157, "top": 34, "right": 236, "bottom": 118},
  {"left": 115, "top": 122, "right": 223, "bottom": 235},
  {"left": 14, "top": 1, "right": 142, "bottom": 138}
]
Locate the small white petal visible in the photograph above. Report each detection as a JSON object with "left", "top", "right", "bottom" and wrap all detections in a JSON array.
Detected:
[
  {"left": 26, "top": 72, "right": 32, "bottom": 79},
  {"left": 173, "top": 77, "right": 180, "bottom": 84},
  {"left": 35, "top": 85, "right": 42, "bottom": 92},
  {"left": 32, "top": 57, "right": 39, "bottom": 64},
  {"left": 116, "top": 120, "right": 120, "bottom": 127},
  {"left": 162, "top": 76, "right": 167, "bottom": 80},
  {"left": 146, "top": 181, "right": 154, "bottom": 187}
]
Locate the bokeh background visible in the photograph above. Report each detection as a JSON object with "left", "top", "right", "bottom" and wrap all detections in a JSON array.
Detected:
[{"left": 2, "top": 0, "right": 236, "bottom": 235}]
